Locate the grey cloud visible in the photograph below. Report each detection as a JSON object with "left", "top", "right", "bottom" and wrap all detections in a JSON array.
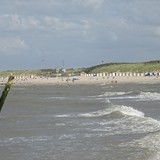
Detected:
[
  {"left": 73, "top": 0, "right": 105, "bottom": 10},
  {"left": 0, "top": 0, "right": 160, "bottom": 69},
  {"left": 0, "top": 37, "right": 28, "bottom": 53},
  {"left": 44, "top": 16, "right": 91, "bottom": 31},
  {"left": 0, "top": 13, "right": 91, "bottom": 33},
  {"left": 0, "top": 14, "right": 40, "bottom": 31}
]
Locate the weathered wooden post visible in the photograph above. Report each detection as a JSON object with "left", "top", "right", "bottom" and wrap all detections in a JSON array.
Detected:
[{"left": 0, "top": 76, "right": 14, "bottom": 112}]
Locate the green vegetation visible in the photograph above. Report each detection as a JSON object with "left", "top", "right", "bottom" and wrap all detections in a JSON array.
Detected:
[
  {"left": 0, "top": 70, "right": 42, "bottom": 77},
  {"left": 0, "top": 68, "right": 85, "bottom": 77},
  {"left": 66, "top": 68, "right": 85, "bottom": 75},
  {"left": 0, "top": 61, "right": 160, "bottom": 77},
  {"left": 84, "top": 61, "right": 160, "bottom": 73},
  {"left": 0, "top": 69, "right": 56, "bottom": 77}
]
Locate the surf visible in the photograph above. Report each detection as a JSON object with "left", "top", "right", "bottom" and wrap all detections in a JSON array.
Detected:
[
  {"left": 79, "top": 104, "right": 145, "bottom": 118},
  {"left": 102, "top": 91, "right": 160, "bottom": 101}
]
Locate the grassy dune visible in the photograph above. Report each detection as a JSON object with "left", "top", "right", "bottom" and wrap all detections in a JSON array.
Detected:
[
  {"left": 84, "top": 61, "right": 160, "bottom": 73},
  {"left": 0, "top": 70, "right": 42, "bottom": 77},
  {"left": 0, "top": 61, "right": 160, "bottom": 76}
]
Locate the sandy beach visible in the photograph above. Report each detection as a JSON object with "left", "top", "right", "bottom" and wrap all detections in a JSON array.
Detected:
[{"left": 1, "top": 75, "right": 160, "bottom": 86}]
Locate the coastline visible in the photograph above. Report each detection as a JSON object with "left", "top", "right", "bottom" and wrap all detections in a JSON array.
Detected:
[{"left": 1, "top": 75, "right": 160, "bottom": 86}]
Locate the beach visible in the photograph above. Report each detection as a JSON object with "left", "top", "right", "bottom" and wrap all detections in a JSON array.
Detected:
[{"left": 0, "top": 75, "right": 160, "bottom": 86}]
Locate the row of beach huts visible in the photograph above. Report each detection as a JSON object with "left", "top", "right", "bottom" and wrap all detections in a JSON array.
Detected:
[
  {"left": 0, "top": 72, "right": 160, "bottom": 82},
  {"left": 81, "top": 72, "right": 160, "bottom": 77}
]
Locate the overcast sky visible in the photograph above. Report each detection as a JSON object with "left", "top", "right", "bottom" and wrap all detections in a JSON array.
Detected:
[{"left": 0, "top": 0, "right": 160, "bottom": 70}]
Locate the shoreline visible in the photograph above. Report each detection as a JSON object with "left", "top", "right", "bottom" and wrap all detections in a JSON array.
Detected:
[{"left": 1, "top": 76, "right": 160, "bottom": 86}]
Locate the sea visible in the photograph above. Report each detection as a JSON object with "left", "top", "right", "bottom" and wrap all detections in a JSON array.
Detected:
[{"left": 1, "top": 83, "right": 160, "bottom": 160}]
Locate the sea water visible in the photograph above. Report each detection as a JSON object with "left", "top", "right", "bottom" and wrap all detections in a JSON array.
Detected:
[{"left": 1, "top": 83, "right": 160, "bottom": 160}]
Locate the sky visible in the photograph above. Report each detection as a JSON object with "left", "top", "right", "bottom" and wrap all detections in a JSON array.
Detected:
[{"left": 0, "top": 0, "right": 160, "bottom": 70}]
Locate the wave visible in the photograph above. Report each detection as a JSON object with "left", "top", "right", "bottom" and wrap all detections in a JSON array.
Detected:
[
  {"left": 103, "top": 91, "right": 160, "bottom": 101},
  {"left": 0, "top": 136, "right": 53, "bottom": 146},
  {"left": 47, "top": 96, "right": 106, "bottom": 101},
  {"left": 79, "top": 105, "right": 144, "bottom": 118},
  {"left": 120, "top": 130, "right": 160, "bottom": 160},
  {"left": 55, "top": 114, "right": 72, "bottom": 118},
  {"left": 54, "top": 104, "right": 144, "bottom": 119},
  {"left": 78, "top": 104, "right": 160, "bottom": 137},
  {"left": 104, "top": 92, "right": 127, "bottom": 97},
  {"left": 45, "top": 91, "right": 160, "bottom": 102},
  {"left": 47, "top": 96, "right": 68, "bottom": 100},
  {"left": 137, "top": 92, "right": 160, "bottom": 101},
  {"left": 88, "top": 92, "right": 126, "bottom": 99}
]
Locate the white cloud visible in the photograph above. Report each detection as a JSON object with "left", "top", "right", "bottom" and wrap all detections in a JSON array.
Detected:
[
  {"left": 1, "top": 0, "right": 160, "bottom": 69},
  {"left": 110, "top": 32, "right": 118, "bottom": 41},
  {"left": 105, "top": 17, "right": 133, "bottom": 32},
  {"left": 0, "top": 38, "right": 28, "bottom": 53},
  {"left": 44, "top": 16, "right": 92, "bottom": 32},
  {"left": 0, "top": 14, "right": 40, "bottom": 31},
  {"left": 0, "top": 14, "right": 92, "bottom": 33},
  {"left": 154, "top": 27, "right": 160, "bottom": 36},
  {"left": 84, "top": 0, "right": 104, "bottom": 9},
  {"left": 81, "top": 19, "right": 91, "bottom": 29},
  {"left": 44, "top": 16, "right": 77, "bottom": 30},
  {"left": 144, "top": 25, "right": 160, "bottom": 37},
  {"left": 73, "top": 0, "right": 105, "bottom": 10}
]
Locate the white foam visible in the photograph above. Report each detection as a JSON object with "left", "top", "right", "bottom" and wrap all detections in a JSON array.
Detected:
[
  {"left": 105, "top": 99, "right": 111, "bottom": 103},
  {"left": 103, "top": 91, "right": 135, "bottom": 100},
  {"left": 104, "top": 92, "right": 126, "bottom": 97},
  {"left": 137, "top": 92, "right": 160, "bottom": 101},
  {"left": 79, "top": 105, "right": 145, "bottom": 118},
  {"left": 0, "top": 136, "right": 52, "bottom": 145},
  {"left": 56, "top": 123, "right": 66, "bottom": 126},
  {"left": 47, "top": 96, "right": 67, "bottom": 100},
  {"left": 103, "top": 91, "right": 160, "bottom": 101},
  {"left": 120, "top": 130, "right": 160, "bottom": 159},
  {"left": 115, "top": 105, "right": 145, "bottom": 117},
  {"left": 55, "top": 114, "right": 71, "bottom": 118},
  {"left": 148, "top": 153, "right": 160, "bottom": 160},
  {"left": 58, "top": 134, "right": 77, "bottom": 140}
]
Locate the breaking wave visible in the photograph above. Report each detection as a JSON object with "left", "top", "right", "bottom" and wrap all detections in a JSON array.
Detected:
[
  {"left": 79, "top": 105, "right": 144, "bottom": 118},
  {"left": 137, "top": 92, "right": 160, "bottom": 101},
  {"left": 54, "top": 104, "right": 144, "bottom": 120},
  {"left": 44, "top": 91, "right": 160, "bottom": 102},
  {"left": 103, "top": 91, "right": 160, "bottom": 101},
  {"left": 78, "top": 104, "right": 160, "bottom": 136},
  {"left": 120, "top": 128, "right": 160, "bottom": 160}
]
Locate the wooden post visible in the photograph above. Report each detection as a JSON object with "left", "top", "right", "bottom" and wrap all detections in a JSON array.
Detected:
[{"left": 0, "top": 76, "right": 14, "bottom": 112}]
